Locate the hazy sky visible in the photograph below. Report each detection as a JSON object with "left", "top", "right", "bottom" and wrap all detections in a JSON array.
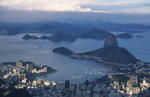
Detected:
[
  {"left": 0, "top": 0, "right": 150, "bottom": 24},
  {"left": 0, "top": 0, "right": 150, "bottom": 13}
]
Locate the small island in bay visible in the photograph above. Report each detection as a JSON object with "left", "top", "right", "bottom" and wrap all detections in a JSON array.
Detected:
[
  {"left": 53, "top": 47, "right": 74, "bottom": 56},
  {"left": 22, "top": 34, "right": 40, "bottom": 40},
  {"left": 116, "top": 33, "right": 133, "bottom": 39},
  {"left": 22, "top": 32, "right": 77, "bottom": 42},
  {"left": 136, "top": 35, "right": 144, "bottom": 38}
]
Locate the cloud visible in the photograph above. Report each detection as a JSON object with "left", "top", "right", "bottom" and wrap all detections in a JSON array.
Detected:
[
  {"left": 0, "top": 0, "right": 99, "bottom": 12},
  {"left": 81, "top": 0, "right": 150, "bottom": 14},
  {"left": 113, "top": 6, "right": 150, "bottom": 14},
  {"left": 0, "top": 0, "right": 150, "bottom": 13}
]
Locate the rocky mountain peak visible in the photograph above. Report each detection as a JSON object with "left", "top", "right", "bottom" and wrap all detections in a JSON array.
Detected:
[{"left": 104, "top": 34, "right": 118, "bottom": 48}]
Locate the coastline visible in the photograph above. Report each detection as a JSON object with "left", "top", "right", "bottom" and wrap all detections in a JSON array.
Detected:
[{"left": 32, "top": 67, "right": 57, "bottom": 77}]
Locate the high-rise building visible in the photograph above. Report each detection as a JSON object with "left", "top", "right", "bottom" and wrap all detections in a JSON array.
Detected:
[
  {"left": 65, "top": 80, "right": 70, "bottom": 88},
  {"left": 25, "top": 64, "right": 32, "bottom": 72},
  {"left": 16, "top": 61, "right": 23, "bottom": 67},
  {"left": 18, "top": 73, "right": 26, "bottom": 80}
]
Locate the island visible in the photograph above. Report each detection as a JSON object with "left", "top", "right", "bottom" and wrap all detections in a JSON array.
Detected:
[
  {"left": 22, "top": 32, "right": 77, "bottom": 42},
  {"left": 22, "top": 34, "right": 40, "bottom": 40},
  {"left": 116, "top": 33, "right": 133, "bottom": 39},
  {"left": 53, "top": 47, "right": 74, "bottom": 56},
  {"left": 136, "top": 35, "right": 144, "bottom": 38}
]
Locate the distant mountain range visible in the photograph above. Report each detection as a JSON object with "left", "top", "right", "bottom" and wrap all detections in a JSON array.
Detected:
[
  {"left": 0, "top": 21, "right": 150, "bottom": 42},
  {"left": 0, "top": 21, "right": 150, "bottom": 34},
  {"left": 93, "top": 22, "right": 150, "bottom": 33}
]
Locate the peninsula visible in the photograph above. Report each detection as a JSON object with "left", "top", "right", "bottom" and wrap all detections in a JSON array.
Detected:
[{"left": 53, "top": 34, "right": 139, "bottom": 66}]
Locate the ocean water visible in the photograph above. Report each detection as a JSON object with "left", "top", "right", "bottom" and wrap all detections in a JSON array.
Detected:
[
  {"left": 0, "top": 31, "right": 149, "bottom": 83},
  {"left": 118, "top": 32, "right": 150, "bottom": 63}
]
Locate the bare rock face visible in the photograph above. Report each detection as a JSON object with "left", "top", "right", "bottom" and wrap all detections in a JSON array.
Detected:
[
  {"left": 76, "top": 33, "right": 138, "bottom": 64},
  {"left": 104, "top": 34, "right": 118, "bottom": 48}
]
